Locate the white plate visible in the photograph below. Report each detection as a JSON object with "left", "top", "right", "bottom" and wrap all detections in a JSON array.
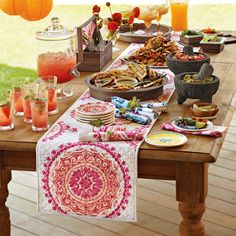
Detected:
[{"left": 172, "top": 120, "right": 213, "bottom": 132}]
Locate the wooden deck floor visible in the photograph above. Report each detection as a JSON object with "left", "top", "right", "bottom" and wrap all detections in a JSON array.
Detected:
[{"left": 7, "top": 115, "right": 236, "bottom": 236}]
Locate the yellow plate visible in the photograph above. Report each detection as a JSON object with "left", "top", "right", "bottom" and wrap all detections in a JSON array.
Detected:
[{"left": 145, "top": 131, "right": 187, "bottom": 147}]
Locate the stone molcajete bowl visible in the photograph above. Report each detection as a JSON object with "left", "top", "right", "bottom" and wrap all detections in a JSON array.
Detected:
[
  {"left": 174, "top": 72, "right": 220, "bottom": 104},
  {"left": 166, "top": 52, "right": 210, "bottom": 75}
]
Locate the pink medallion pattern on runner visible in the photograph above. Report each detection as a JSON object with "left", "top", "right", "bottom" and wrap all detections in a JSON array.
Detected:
[{"left": 41, "top": 142, "right": 131, "bottom": 217}]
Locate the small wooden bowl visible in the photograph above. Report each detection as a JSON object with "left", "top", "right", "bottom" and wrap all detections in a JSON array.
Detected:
[{"left": 191, "top": 102, "right": 219, "bottom": 117}]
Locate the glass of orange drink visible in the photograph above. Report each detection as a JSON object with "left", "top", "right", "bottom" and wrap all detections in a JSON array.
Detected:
[
  {"left": 22, "top": 82, "right": 33, "bottom": 123},
  {"left": 30, "top": 83, "right": 49, "bottom": 132},
  {"left": 170, "top": 0, "right": 188, "bottom": 32},
  {"left": 12, "top": 84, "right": 24, "bottom": 117},
  {"left": 39, "top": 75, "right": 58, "bottom": 116},
  {"left": 0, "top": 90, "right": 14, "bottom": 131},
  {"left": 156, "top": 1, "right": 169, "bottom": 32},
  {"left": 138, "top": 6, "right": 156, "bottom": 35},
  {"left": 139, "top": 4, "right": 169, "bottom": 35}
]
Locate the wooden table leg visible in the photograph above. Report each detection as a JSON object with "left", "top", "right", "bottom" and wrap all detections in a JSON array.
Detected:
[
  {"left": 0, "top": 169, "right": 12, "bottom": 236},
  {"left": 176, "top": 162, "right": 208, "bottom": 236},
  {"left": 178, "top": 202, "right": 205, "bottom": 236}
]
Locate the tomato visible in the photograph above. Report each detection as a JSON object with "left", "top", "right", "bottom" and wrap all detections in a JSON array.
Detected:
[{"left": 173, "top": 52, "right": 206, "bottom": 61}]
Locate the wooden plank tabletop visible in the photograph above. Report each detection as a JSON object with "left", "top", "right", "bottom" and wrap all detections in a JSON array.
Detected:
[{"left": 0, "top": 40, "right": 236, "bottom": 164}]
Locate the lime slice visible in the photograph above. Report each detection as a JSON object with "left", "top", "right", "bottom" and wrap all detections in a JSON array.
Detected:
[
  {"left": 202, "top": 36, "right": 210, "bottom": 43},
  {"left": 211, "top": 34, "right": 218, "bottom": 42},
  {"left": 196, "top": 121, "right": 206, "bottom": 129}
]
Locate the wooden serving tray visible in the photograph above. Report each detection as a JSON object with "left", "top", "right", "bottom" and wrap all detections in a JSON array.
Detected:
[
  {"left": 119, "top": 23, "right": 172, "bottom": 44},
  {"left": 85, "top": 77, "right": 168, "bottom": 101}
]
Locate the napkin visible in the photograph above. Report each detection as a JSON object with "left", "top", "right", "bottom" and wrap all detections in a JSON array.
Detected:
[
  {"left": 78, "top": 126, "right": 147, "bottom": 142},
  {"left": 111, "top": 97, "right": 160, "bottom": 125},
  {"left": 161, "top": 122, "right": 227, "bottom": 137}
]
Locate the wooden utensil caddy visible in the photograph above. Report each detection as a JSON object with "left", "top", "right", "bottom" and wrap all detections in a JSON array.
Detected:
[{"left": 76, "top": 15, "right": 112, "bottom": 72}]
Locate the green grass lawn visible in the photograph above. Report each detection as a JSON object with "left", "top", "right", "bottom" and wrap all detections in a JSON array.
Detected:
[
  {"left": 0, "top": 3, "right": 235, "bottom": 93},
  {"left": 0, "top": 64, "right": 37, "bottom": 94}
]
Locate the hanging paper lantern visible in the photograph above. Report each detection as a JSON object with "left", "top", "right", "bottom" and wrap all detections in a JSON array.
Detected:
[
  {"left": 20, "top": 0, "right": 53, "bottom": 21},
  {"left": 0, "top": 0, "right": 27, "bottom": 15}
]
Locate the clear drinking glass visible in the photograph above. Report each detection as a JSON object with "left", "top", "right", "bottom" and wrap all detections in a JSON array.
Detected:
[
  {"left": 156, "top": 1, "right": 169, "bottom": 32},
  {"left": 22, "top": 83, "right": 33, "bottom": 123},
  {"left": 170, "top": 0, "right": 188, "bottom": 32},
  {"left": 138, "top": 4, "right": 169, "bottom": 35},
  {"left": 138, "top": 8, "right": 155, "bottom": 35},
  {"left": 13, "top": 85, "right": 24, "bottom": 117},
  {"left": 30, "top": 86, "right": 49, "bottom": 132},
  {"left": 39, "top": 75, "right": 58, "bottom": 115},
  {"left": 0, "top": 91, "right": 14, "bottom": 131}
]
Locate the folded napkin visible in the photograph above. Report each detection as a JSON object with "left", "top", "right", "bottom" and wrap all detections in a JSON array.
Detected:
[
  {"left": 161, "top": 122, "right": 227, "bottom": 137},
  {"left": 78, "top": 126, "right": 147, "bottom": 142},
  {"left": 111, "top": 97, "right": 160, "bottom": 125}
]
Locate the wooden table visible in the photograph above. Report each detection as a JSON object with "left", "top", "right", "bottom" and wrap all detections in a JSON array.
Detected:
[{"left": 1, "top": 40, "right": 236, "bottom": 236}]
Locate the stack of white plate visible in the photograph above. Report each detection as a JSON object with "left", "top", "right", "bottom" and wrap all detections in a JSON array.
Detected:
[{"left": 75, "top": 102, "right": 116, "bottom": 126}]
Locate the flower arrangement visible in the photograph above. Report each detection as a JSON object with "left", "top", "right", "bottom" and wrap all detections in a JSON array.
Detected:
[{"left": 92, "top": 2, "right": 140, "bottom": 44}]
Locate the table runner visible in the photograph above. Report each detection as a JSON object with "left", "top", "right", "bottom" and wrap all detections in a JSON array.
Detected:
[{"left": 36, "top": 43, "right": 175, "bottom": 221}]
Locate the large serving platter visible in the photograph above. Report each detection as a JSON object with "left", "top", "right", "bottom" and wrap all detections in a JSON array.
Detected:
[
  {"left": 119, "top": 23, "right": 172, "bottom": 44},
  {"left": 85, "top": 76, "right": 168, "bottom": 102}
]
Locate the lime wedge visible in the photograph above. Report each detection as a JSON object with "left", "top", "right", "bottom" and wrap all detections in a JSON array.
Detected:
[
  {"left": 211, "top": 34, "right": 218, "bottom": 42},
  {"left": 196, "top": 121, "right": 206, "bottom": 129}
]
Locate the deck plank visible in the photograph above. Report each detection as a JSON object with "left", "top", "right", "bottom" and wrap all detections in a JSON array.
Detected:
[{"left": 11, "top": 226, "right": 38, "bottom": 236}]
